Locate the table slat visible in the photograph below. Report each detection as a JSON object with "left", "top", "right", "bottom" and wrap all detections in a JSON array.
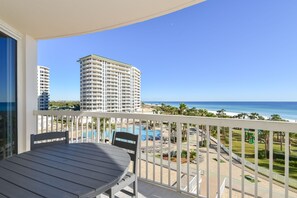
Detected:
[
  {"left": 0, "top": 167, "right": 76, "bottom": 198},
  {"left": 18, "top": 153, "right": 116, "bottom": 182},
  {"left": 0, "top": 160, "right": 94, "bottom": 196},
  {"left": 7, "top": 156, "right": 104, "bottom": 188},
  {"left": 0, "top": 178, "right": 42, "bottom": 198},
  {"left": 38, "top": 147, "right": 129, "bottom": 168}
]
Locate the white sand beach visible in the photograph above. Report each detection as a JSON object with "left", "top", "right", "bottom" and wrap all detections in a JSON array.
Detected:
[{"left": 142, "top": 104, "right": 297, "bottom": 122}]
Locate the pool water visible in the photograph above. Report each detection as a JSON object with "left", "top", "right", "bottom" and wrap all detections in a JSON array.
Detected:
[{"left": 83, "top": 125, "right": 161, "bottom": 141}]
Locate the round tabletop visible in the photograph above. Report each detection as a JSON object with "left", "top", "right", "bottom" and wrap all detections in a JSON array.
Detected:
[{"left": 0, "top": 143, "right": 130, "bottom": 198}]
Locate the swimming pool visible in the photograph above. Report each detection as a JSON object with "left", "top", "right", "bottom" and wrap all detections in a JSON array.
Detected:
[{"left": 83, "top": 125, "right": 161, "bottom": 141}]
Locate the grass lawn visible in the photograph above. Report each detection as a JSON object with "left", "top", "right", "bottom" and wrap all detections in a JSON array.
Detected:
[{"left": 218, "top": 129, "right": 297, "bottom": 180}]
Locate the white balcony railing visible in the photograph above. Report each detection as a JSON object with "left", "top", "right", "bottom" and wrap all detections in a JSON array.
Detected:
[{"left": 33, "top": 110, "right": 297, "bottom": 198}]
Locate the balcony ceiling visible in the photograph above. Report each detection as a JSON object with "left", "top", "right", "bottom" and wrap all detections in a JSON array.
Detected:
[{"left": 0, "top": 0, "right": 204, "bottom": 40}]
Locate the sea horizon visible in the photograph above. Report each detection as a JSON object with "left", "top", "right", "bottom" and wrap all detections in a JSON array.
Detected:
[{"left": 144, "top": 101, "right": 297, "bottom": 121}]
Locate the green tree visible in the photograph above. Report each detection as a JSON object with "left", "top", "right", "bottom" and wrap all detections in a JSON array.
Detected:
[
  {"left": 269, "top": 114, "right": 284, "bottom": 121},
  {"left": 178, "top": 103, "right": 188, "bottom": 115},
  {"left": 269, "top": 114, "right": 286, "bottom": 151},
  {"left": 234, "top": 113, "right": 248, "bottom": 119},
  {"left": 216, "top": 109, "right": 227, "bottom": 118},
  {"left": 248, "top": 112, "right": 265, "bottom": 120}
]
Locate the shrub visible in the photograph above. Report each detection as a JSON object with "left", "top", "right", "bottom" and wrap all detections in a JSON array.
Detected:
[
  {"left": 258, "top": 150, "right": 266, "bottom": 159},
  {"left": 224, "top": 136, "right": 229, "bottom": 144},
  {"left": 274, "top": 159, "right": 297, "bottom": 167},
  {"left": 273, "top": 152, "right": 297, "bottom": 161},
  {"left": 181, "top": 150, "right": 187, "bottom": 158},
  {"left": 190, "top": 151, "right": 196, "bottom": 158}
]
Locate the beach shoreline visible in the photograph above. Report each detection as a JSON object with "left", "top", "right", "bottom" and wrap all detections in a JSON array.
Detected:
[{"left": 142, "top": 103, "right": 297, "bottom": 123}]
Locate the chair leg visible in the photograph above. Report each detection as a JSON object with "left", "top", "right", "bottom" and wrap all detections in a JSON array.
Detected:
[
  {"left": 133, "top": 180, "right": 138, "bottom": 198},
  {"left": 109, "top": 188, "right": 115, "bottom": 198}
]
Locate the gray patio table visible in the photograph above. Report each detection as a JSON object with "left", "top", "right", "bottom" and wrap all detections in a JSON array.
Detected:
[{"left": 0, "top": 143, "right": 131, "bottom": 198}]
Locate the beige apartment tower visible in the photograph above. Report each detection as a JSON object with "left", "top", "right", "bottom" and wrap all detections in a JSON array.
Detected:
[{"left": 79, "top": 55, "right": 141, "bottom": 112}]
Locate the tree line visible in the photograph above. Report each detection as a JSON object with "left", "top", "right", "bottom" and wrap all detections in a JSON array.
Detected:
[{"left": 152, "top": 103, "right": 286, "bottom": 121}]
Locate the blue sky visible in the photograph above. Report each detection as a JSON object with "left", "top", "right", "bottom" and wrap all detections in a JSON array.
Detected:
[{"left": 38, "top": 0, "right": 297, "bottom": 101}]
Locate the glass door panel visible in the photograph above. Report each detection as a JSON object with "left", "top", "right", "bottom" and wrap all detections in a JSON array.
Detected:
[{"left": 0, "top": 31, "right": 17, "bottom": 159}]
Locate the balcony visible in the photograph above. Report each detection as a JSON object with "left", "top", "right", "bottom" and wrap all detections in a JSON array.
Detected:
[{"left": 34, "top": 110, "right": 297, "bottom": 198}]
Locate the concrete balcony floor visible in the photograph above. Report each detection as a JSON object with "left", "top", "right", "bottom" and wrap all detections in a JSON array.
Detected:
[{"left": 100, "top": 180, "right": 191, "bottom": 198}]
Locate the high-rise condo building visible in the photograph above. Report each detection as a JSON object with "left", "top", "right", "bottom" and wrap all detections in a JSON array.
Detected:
[
  {"left": 79, "top": 55, "right": 141, "bottom": 112},
  {"left": 37, "top": 65, "right": 50, "bottom": 110}
]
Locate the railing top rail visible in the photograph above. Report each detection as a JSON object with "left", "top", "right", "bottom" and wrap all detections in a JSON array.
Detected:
[{"left": 34, "top": 110, "right": 297, "bottom": 132}]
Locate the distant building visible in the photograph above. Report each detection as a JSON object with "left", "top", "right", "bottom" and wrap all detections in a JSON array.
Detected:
[
  {"left": 79, "top": 54, "right": 141, "bottom": 112},
  {"left": 37, "top": 65, "right": 50, "bottom": 110}
]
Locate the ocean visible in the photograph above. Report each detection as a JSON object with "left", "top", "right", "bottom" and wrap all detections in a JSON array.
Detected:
[
  {"left": 0, "top": 102, "right": 16, "bottom": 111},
  {"left": 144, "top": 101, "right": 297, "bottom": 121}
]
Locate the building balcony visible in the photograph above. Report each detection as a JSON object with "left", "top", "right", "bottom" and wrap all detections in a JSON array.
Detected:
[{"left": 34, "top": 110, "right": 297, "bottom": 198}]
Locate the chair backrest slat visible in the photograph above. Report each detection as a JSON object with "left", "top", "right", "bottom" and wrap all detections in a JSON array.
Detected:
[
  {"left": 113, "top": 140, "right": 137, "bottom": 151},
  {"left": 112, "top": 132, "right": 139, "bottom": 174},
  {"left": 113, "top": 132, "right": 138, "bottom": 142},
  {"left": 31, "top": 131, "right": 69, "bottom": 150}
]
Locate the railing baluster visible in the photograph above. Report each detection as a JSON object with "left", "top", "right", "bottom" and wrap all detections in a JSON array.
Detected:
[
  {"left": 71, "top": 116, "right": 74, "bottom": 143},
  {"left": 126, "top": 118, "right": 129, "bottom": 132},
  {"left": 133, "top": 119, "right": 135, "bottom": 134},
  {"left": 86, "top": 116, "right": 89, "bottom": 142},
  {"left": 196, "top": 124, "right": 200, "bottom": 197},
  {"left": 269, "top": 130, "right": 273, "bottom": 198},
  {"left": 80, "top": 117, "right": 83, "bottom": 142},
  {"left": 138, "top": 119, "right": 142, "bottom": 179},
  {"left": 121, "top": 118, "right": 123, "bottom": 131},
  {"left": 241, "top": 128, "right": 245, "bottom": 198},
  {"left": 285, "top": 132, "right": 289, "bottom": 197},
  {"left": 66, "top": 116, "right": 69, "bottom": 132},
  {"left": 46, "top": 115, "right": 48, "bottom": 132},
  {"left": 206, "top": 125, "right": 210, "bottom": 198},
  {"left": 41, "top": 115, "right": 43, "bottom": 133},
  {"left": 146, "top": 120, "right": 148, "bottom": 180},
  {"left": 51, "top": 115, "right": 53, "bottom": 132},
  {"left": 160, "top": 121, "right": 163, "bottom": 185},
  {"left": 61, "top": 115, "right": 64, "bottom": 132},
  {"left": 55, "top": 116, "right": 58, "bottom": 132},
  {"left": 168, "top": 122, "right": 171, "bottom": 186},
  {"left": 217, "top": 126, "right": 221, "bottom": 198},
  {"left": 109, "top": 118, "right": 112, "bottom": 142},
  {"left": 35, "top": 114, "right": 38, "bottom": 134},
  {"left": 255, "top": 129, "right": 259, "bottom": 197},
  {"left": 176, "top": 122, "right": 181, "bottom": 192},
  {"left": 187, "top": 123, "right": 190, "bottom": 193},
  {"left": 103, "top": 118, "right": 106, "bottom": 143},
  {"left": 91, "top": 117, "right": 94, "bottom": 142},
  {"left": 75, "top": 116, "right": 79, "bottom": 143},
  {"left": 153, "top": 121, "right": 156, "bottom": 182},
  {"left": 229, "top": 127, "right": 233, "bottom": 198},
  {"left": 97, "top": 117, "right": 101, "bottom": 143}
]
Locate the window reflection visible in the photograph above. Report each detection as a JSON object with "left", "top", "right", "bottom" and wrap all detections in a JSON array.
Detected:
[{"left": 0, "top": 32, "right": 17, "bottom": 159}]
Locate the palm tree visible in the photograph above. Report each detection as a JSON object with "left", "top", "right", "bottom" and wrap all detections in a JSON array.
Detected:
[
  {"left": 216, "top": 109, "right": 226, "bottom": 117},
  {"left": 178, "top": 103, "right": 188, "bottom": 115},
  {"left": 269, "top": 114, "right": 286, "bottom": 151},
  {"left": 259, "top": 130, "right": 270, "bottom": 158}
]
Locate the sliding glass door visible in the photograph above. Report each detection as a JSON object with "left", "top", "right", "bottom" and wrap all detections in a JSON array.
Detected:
[{"left": 0, "top": 31, "right": 17, "bottom": 159}]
